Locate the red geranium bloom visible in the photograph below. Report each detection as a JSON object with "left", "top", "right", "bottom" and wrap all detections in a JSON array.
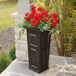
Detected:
[
  {"left": 31, "top": 6, "right": 36, "bottom": 12},
  {"left": 29, "top": 14, "right": 34, "bottom": 19},
  {"left": 51, "top": 22, "right": 56, "bottom": 28},
  {"left": 37, "top": 7, "right": 43, "bottom": 12},
  {"left": 34, "top": 13, "right": 42, "bottom": 20},
  {"left": 53, "top": 18, "right": 58, "bottom": 24},
  {"left": 30, "top": 20, "right": 36, "bottom": 25},
  {"left": 42, "top": 10, "right": 49, "bottom": 18},
  {"left": 34, "top": 14, "right": 38, "bottom": 20},
  {"left": 31, "top": 19, "right": 39, "bottom": 27},
  {"left": 43, "top": 18, "right": 48, "bottom": 22},
  {"left": 33, "top": 20, "right": 39, "bottom": 27},
  {"left": 25, "top": 17, "right": 30, "bottom": 22},
  {"left": 37, "top": 13, "right": 42, "bottom": 20},
  {"left": 25, "top": 12, "right": 29, "bottom": 16},
  {"left": 50, "top": 21, "right": 52, "bottom": 23},
  {"left": 48, "top": 15, "right": 51, "bottom": 19},
  {"left": 52, "top": 13, "right": 57, "bottom": 19},
  {"left": 31, "top": 11, "right": 36, "bottom": 15}
]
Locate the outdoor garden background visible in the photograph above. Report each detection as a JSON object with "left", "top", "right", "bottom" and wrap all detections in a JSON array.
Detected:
[{"left": 0, "top": 0, "right": 76, "bottom": 75}]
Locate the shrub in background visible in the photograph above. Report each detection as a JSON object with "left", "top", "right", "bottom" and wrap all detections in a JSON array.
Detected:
[
  {"left": 9, "top": 46, "right": 16, "bottom": 60},
  {"left": 0, "top": 53, "right": 12, "bottom": 73}
]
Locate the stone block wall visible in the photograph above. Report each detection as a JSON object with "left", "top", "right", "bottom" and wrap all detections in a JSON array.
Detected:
[
  {"left": 17, "top": 0, "right": 34, "bottom": 15},
  {"left": 0, "top": 27, "right": 15, "bottom": 55},
  {"left": 11, "top": 0, "right": 34, "bottom": 61},
  {"left": 50, "top": 35, "right": 60, "bottom": 55},
  {"left": 14, "top": 27, "right": 28, "bottom": 61}
]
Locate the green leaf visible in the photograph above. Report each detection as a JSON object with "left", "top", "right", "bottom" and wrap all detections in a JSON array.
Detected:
[
  {"left": 55, "top": 30, "right": 60, "bottom": 34},
  {"left": 21, "top": 28, "right": 25, "bottom": 34},
  {"left": 19, "top": 31, "right": 21, "bottom": 40}
]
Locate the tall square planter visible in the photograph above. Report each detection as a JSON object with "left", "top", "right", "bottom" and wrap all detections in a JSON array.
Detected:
[{"left": 24, "top": 26, "right": 51, "bottom": 73}]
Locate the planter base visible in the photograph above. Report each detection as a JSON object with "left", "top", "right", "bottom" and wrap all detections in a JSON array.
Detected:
[{"left": 29, "top": 67, "right": 49, "bottom": 73}]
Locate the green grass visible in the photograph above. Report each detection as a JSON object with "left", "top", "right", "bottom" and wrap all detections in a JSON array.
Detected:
[{"left": 0, "top": 0, "right": 17, "bottom": 31}]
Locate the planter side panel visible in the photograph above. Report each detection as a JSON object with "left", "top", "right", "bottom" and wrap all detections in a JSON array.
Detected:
[{"left": 40, "top": 32, "right": 50, "bottom": 71}]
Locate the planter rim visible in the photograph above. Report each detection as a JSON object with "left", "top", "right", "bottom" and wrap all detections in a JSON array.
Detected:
[{"left": 23, "top": 25, "right": 50, "bottom": 33}]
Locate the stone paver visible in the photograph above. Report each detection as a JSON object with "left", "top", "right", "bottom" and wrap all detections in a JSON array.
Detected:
[
  {"left": 66, "top": 57, "right": 76, "bottom": 65},
  {"left": 1, "top": 55, "right": 76, "bottom": 76},
  {"left": 49, "top": 55, "right": 67, "bottom": 66},
  {"left": 57, "top": 72, "right": 76, "bottom": 76}
]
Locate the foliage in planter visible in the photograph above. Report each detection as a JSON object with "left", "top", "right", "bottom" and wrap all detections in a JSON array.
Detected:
[
  {"left": 0, "top": 53, "right": 12, "bottom": 73},
  {"left": 16, "top": 6, "right": 58, "bottom": 39},
  {"left": 24, "top": 6, "right": 58, "bottom": 31},
  {"left": 9, "top": 46, "right": 16, "bottom": 60}
]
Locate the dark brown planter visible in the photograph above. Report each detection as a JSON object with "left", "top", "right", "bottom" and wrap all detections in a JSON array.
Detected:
[{"left": 24, "top": 26, "right": 51, "bottom": 73}]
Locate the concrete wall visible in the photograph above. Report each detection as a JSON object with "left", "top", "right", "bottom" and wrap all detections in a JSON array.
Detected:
[
  {"left": 11, "top": 0, "right": 34, "bottom": 61},
  {"left": 0, "top": 27, "right": 15, "bottom": 55}
]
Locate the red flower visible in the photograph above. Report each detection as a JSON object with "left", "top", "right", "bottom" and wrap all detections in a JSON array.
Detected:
[
  {"left": 25, "top": 17, "right": 30, "bottom": 22},
  {"left": 31, "top": 11, "right": 36, "bottom": 15},
  {"left": 34, "top": 13, "right": 42, "bottom": 20},
  {"left": 37, "top": 7, "right": 43, "bottom": 12},
  {"left": 37, "top": 13, "right": 42, "bottom": 20},
  {"left": 29, "top": 14, "right": 34, "bottom": 19},
  {"left": 34, "top": 14, "right": 38, "bottom": 20},
  {"left": 48, "top": 15, "right": 51, "bottom": 19},
  {"left": 42, "top": 10, "right": 49, "bottom": 18},
  {"left": 31, "top": 20, "right": 39, "bottom": 27},
  {"left": 51, "top": 18, "right": 58, "bottom": 27},
  {"left": 31, "top": 6, "right": 36, "bottom": 12},
  {"left": 33, "top": 21, "right": 39, "bottom": 27},
  {"left": 51, "top": 22, "right": 56, "bottom": 28},
  {"left": 30, "top": 20, "right": 35, "bottom": 25},
  {"left": 52, "top": 13, "right": 57, "bottom": 19},
  {"left": 25, "top": 12, "right": 29, "bottom": 16},
  {"left": 53, "top": 18, "right": 58, "bottom": 24},
  {"left": 50, "top": 21, "right": 52, "bottom": 23},
  {"left": 43, "top": 18, "right": 48, "bottom": 22}
]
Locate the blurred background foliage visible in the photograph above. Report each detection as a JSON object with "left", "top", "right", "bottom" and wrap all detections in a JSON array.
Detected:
[
  {"left": 9, "top": 46, "right": 16, "bottom": 60},
  {"left": 0, "top": 53, "right": 12, "bottom": 73},
  {"left": 0, "top": 0, "right": 17, "bottom": 31},
  {"left": 33, "top": 0, "right": 76, "bottom": 56},
  {"left": 0, "top": 45, "right": 16, "bottom": 73}
]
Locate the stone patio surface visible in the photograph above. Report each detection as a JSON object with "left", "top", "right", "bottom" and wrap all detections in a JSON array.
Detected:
[{"left": 0, "top": 55, "right": 76, "bottom": 76}]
